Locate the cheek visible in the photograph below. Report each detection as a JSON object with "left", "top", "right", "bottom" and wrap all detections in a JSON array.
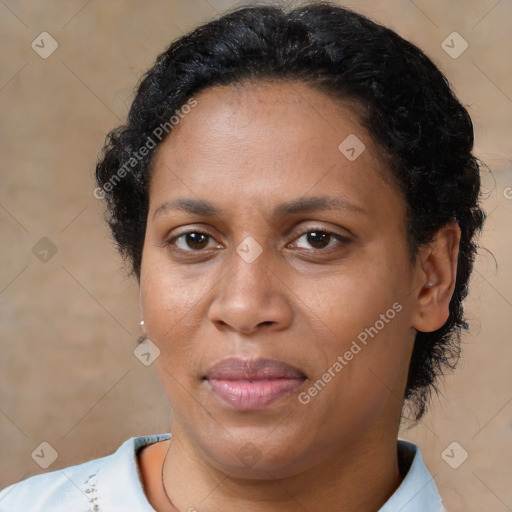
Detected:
[
  {"left": 292, "top": 247, "right": 411, "bottom": 402},
  {"left": 139, "top": 263, "right": 215, "bottom": 411},
  {"left": 300, "top": 281, "right": 407, "bottom": 380},
  {"left": 293, "top": 250, "right": 404, "bottom": 343},
  {"left": 139, "top": 256, "right": 215, "bottom": 359}
]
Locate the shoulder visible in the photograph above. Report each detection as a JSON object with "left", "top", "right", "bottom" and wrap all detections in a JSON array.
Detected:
[
  {"left": 0, "top": 433, "right": 171, "bottom": 512},
  {"left": 0, "top": 453, "right": 105, "bottom": 512}
]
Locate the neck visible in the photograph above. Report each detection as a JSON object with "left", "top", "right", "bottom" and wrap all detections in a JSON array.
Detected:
[{"left": 159, "top": 426, "right": 403, "bottom": 512}]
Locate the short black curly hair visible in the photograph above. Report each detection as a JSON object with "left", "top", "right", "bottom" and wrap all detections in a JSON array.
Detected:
[{"left": 95, "top": 1, "right": 485, "bottom": 420}]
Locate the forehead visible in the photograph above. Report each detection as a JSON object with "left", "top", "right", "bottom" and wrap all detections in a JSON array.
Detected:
[{"left": 149, "top": 80, "right": 398, "bottom": 218}]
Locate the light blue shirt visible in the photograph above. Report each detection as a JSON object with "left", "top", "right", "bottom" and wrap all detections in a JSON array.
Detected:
[{"left": 0, "top": 434, "right": 445, "bottom": 511}]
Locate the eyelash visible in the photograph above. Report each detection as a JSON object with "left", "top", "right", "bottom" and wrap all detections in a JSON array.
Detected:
[{"left": 166, "top": 227, "right": 349, "bottom": 255}]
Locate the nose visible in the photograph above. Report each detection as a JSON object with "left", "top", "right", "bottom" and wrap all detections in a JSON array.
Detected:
[{"left": 208, "top": 244, "right": 293, "bottom": 336}]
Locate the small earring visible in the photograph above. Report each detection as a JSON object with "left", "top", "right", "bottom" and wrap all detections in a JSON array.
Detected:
[
  {"left": 137, "top": 320, "right": 146, "bottom": 344},
  {"left": 426, "top": 281, "right": 434, "bottom": 287}
]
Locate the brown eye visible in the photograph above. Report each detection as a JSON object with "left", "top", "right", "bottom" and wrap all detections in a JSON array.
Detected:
[
  {"left": 292, "top": 228, "right": 348, "bottom": 251},
  {"left": 168, "top": 231, "right": 217, "bottom": 252},
  {"left": 305, "top": 231, "right": 331, "bottom": 249}
]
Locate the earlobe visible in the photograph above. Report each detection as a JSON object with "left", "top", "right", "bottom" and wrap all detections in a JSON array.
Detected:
[{"left": 412, "top": 221, "right": 461, "bottom": 333}]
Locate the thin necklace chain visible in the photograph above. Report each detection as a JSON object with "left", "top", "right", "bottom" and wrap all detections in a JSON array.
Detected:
[{"left": 161, "top": 442, "right": 180, "bottom": 512}]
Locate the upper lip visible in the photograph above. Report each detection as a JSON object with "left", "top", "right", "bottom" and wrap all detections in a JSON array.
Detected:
[{"left": 205, "top": 357, "right": 306, "bottom": 381}]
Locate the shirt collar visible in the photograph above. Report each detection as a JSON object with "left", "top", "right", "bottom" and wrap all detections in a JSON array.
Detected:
[
  {"left": 378, "top": 440, "right": 444, "bottom": 511},
  {"left": 98, "top": 433, "right": 171, "bottom": 511}
]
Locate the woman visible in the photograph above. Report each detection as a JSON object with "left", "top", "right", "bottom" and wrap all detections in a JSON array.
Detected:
[{"left": 0, "top": 1, "right": 484, "bottom": 511}]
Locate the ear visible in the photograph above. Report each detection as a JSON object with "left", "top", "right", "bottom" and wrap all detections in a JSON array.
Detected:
[{"left": 411, "top": 220, "right": 461, "bottom": 332}]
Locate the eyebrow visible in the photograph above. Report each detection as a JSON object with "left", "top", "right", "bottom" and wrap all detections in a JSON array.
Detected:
[{"left": 152, "top": 195, "right": 365, "bottom": 220}]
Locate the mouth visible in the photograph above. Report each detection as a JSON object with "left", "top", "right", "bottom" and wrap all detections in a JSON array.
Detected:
[{"left": 203, "top": 357, "right": 307, "bottom": 411}]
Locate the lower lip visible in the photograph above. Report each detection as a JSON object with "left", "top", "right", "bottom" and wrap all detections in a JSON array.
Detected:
[{"left": 207, "top": 378, "right": 305, "bottom": 411}]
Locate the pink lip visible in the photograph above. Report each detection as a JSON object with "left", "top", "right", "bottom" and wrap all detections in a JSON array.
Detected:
[{"left": 204, "top": 357, "right": 306, "bottom": 411}]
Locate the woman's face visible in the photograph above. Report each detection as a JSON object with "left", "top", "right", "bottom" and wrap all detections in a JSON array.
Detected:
[{"left": 139, "top": 81, "right": 419, "bottom": 477}]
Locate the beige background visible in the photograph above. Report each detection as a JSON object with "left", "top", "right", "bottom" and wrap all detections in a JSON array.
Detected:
[{"left": 0, "top": 0, "right": 511, "bottom": 510}]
